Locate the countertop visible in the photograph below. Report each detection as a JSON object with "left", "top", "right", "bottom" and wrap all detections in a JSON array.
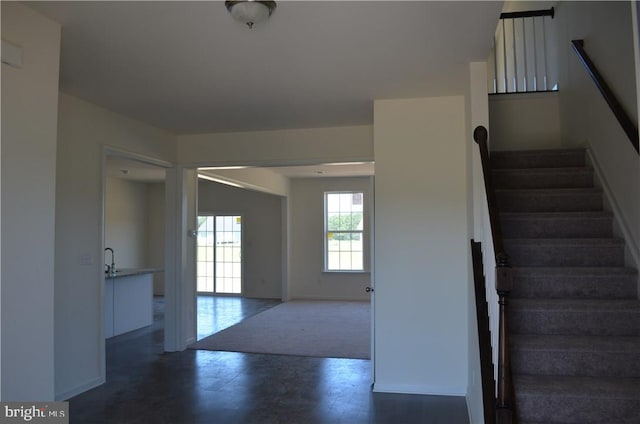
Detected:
[{"left": 105, "top": 268, "right": 163, "bottom": 279}]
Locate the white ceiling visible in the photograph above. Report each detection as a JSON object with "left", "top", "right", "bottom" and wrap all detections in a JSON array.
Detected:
[
  {"left": 27, "top": 0, "right": 503, "bottom": 134},
  {"left": 31, "top": 1, "right": 502, "bottom": 183}
]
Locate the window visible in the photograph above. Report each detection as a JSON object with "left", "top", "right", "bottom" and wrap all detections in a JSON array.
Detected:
[{"left": 324, "top": 192, "right": 364, "bottom": 271}]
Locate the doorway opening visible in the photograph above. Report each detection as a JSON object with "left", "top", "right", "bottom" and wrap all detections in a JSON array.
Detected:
[
  {"left": 197, "top": 214, "right": 243, "bottom": 295},
  {"left": 102, "top": 150, "right": 172, "bottom": 380}
]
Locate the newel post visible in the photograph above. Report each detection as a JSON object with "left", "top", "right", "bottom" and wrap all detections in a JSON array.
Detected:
[{"left": 496, "top": 252, "right": 513, "bottom": 423}]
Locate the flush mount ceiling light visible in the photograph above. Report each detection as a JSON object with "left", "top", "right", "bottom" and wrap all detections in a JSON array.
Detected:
[{"left": 225, "top": 1, "right": 277, "bottom": 29}]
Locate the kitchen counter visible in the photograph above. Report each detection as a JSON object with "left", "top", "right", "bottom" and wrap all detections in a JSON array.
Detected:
[
  {"left": 106, "top": 268, "right": 163, "bottom": 279},
  {"left": 104, "top": 269, "right": 162, "bottom": 338}
]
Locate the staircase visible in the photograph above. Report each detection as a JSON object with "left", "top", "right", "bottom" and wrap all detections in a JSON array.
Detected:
[{"left": 490, "top": 148, "right": 640, "bottom": 423}]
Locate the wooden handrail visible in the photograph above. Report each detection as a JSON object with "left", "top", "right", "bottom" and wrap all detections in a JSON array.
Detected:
[
  {"left": 473, "top": 126, "right": 506, "bottom": 256},
  {"left": 474, "top": 126, "right": 515, "bottom": 423},
  {"left": 571, "top": 40, "right": 640, "bottom": 154},
  {"left": 500, "top": 7, "right": 554, "bottom": 20}
]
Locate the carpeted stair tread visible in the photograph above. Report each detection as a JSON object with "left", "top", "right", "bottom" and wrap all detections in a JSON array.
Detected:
[
  {"left": 516, "top": 374, "right": 640, "bottom": 397},
  {"left": 511, "top": 298, "right": 640, "bottom": 312},
  {"left": 514, "top": 375, "right": 640, "bottom": 423},
  {"left": 492, "top": 167, "right": 593, "bottom": 189},
  {"left": 504, "top": 238, "right": 625, "bottom": 267},
  {"left": 519, "top": 422, "right": 568, "bottom": 424},
  {"left": 511, "top": 335, "right": 640, "bottom": 377},
  {"left": 495, "top": 187, "right": 601, "bottom": 194},
  {"left": 512, "top": 334, "right": 640, "bottom": 352},
  {"left": 490, "top": 148, "right": 587, "bottom": 169},
  {"left": 505, "top": 237, "right": 624, "bottom": 244},
  {"left": 492, "top": 166, "right": 592, "bottom": 172},
  {"left": 501, "top": 211, "right": 612, "bottom": 219},
  {"left": 511, "top": 267, "right": 638, "bottom": 299},
  {"left": 501, "top": 211, "right": 613, "bottom": 238},
  {"left": 512, "top": 266, "right": 637, "bottom": 277},
  {"left": 509, "top": 299, "right": 640, "bottom": 336},
  {"left": 495, "top": 188, "right": 603, "bottom": 212}
]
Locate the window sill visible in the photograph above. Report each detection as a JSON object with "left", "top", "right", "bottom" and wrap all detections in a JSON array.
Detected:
[{"left": 322, "top": 270, "right": 371, "bottom": 275}]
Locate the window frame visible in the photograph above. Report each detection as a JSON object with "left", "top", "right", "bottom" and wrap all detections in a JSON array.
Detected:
[{"left": 323, "top": 191, "right": 366, "bottom": 273}]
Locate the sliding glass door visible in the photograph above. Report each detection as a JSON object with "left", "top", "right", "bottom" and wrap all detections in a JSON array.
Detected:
[{"left": 197, "top": 215, "right": 243, "bottom": 294}]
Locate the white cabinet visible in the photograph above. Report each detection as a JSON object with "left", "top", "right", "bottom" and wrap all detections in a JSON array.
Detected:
[{"left": 105, "top": 272, "right": 153, "bottom": 338}]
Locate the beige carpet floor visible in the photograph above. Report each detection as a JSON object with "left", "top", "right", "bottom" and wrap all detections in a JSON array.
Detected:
[{"left": 189, "top": 300, "right": 371, "bottom": 359}]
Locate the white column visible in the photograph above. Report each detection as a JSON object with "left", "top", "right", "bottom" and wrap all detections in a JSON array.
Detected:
[
  {"left": 164, "top": 167, "right": 197, "bottom": 351},
  {"left": 373, "top": 96, "right": 469, "bottom": 395}
]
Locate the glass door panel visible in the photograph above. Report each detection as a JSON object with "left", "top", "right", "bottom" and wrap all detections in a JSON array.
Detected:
[{"left": 197, "top": 215, "right": 242, "bottom": 294}]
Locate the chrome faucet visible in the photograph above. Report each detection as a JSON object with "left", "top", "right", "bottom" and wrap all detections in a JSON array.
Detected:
[{"left": 104, "top": 247, "right": 116, "bottom": 275}]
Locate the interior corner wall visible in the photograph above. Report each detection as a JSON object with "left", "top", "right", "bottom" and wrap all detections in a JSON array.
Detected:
[
  {"left": 373, "top": 96, "right": 469, "bottom": 395},
  {"left": 105, "top": 177, "right": 149, "bottom": 269},
  {"left": 55, "top": 93, "right": 175, "bottom": 400},
  {"left": 488, "top": 92, "right": 562, "bottom": 151},
  {"left": 467, "top": 62, "right": 490, "bottom": 424},
  {"left": 1, "top": 2, "right": 61, "bottom": 401},
  {"left": 198, "top": 180, "right": 283, "bottom": 299},
  {"left": 555, "top": 1, "right": 640, "bottom": 266},
  {"left": 289, "top": 177, "right": 372, "bottom": 301}
]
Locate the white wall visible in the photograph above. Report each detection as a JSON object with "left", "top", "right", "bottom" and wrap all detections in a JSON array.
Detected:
[
  {"left": 1, "top": 2, "right": 61, "bottom": 401},
  {"left": 373, "top": 96, "right": 469, "bottom": 395},
  {"left": 178, "top": 125, "right": 374, "bottom": 167},
  {"left": 198, "top": 180, "right": 283, "bottom": 299},
  {"left": 147, "top": 183, "right": 166, "bottom": 295},
  {"left": 105, "top": 177, "right": 149, "bottom": 269},
  {"left": 55, "top": 93, "right": 175, "bottom": 400},
  {"left": 289, "top": 177, "right": 372, "bottom": 301},
  {"left": 467, "top": 62, "right": 491, "bottom": 424},
  {"left": 489, "top": 92, "right": 562, "bottom": 151},
  {"left": 556, "top": 1, "right": 639, "bottom": 267},
  {"left": 105, "top": 178, "right": 165, "bottom": 293}
]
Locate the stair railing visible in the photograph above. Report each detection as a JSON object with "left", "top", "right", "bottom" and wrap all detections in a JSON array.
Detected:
[
  {"left": 473, "top": 126, "right": 515, "bottom": 423},
  {"left": 491, "top": 7, "right": 556, "bottom": 93},
  {"left": 571, "top": 40, "right": 640, "bottom": 154},
  {"left": 471, "top": 240, "right": 497, "bottom": 424}
]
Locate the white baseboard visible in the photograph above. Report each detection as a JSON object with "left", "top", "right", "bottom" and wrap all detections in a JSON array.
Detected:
[
  {"left": 586, "top": 148, "right": 640, "bottom": 269},
  {"left": 288, "top": 296, "right": 370, "bottom": 302},
  {"left": 466, "top": 386, "right": 485, "bottom": 424},
  {"left": 55, "top": 376, "right": 104, "bottom": 401},
  {"left": 373, "top": 382, "right": 467, "bottom": 397}
]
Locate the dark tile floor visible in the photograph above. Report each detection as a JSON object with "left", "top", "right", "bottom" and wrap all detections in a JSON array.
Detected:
[{"left": 69, "top": 296, "right": 469, "bottom": 424}]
